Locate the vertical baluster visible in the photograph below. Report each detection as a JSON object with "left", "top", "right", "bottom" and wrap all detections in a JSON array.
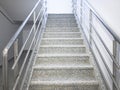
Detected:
[
  {"left": 33, "top": 11, "right": 36, "bottom": 49},
  {"left": 89, "top": 9, "right": 93, "bottom": 46},
  {"left": 14, "top": 39, "right": 19, "bottom": 89},
  {"left": 113, "top": 40, "right": 120, "bottom": 90},
  {"left": 3, "top": 50, "right": 8, "bottom": 90},
  {"left": 14, "top": 39, "right": 19, "bottom": 80},
  {"left": 80, "top": 0, "right": 83, "bottom": 25}
]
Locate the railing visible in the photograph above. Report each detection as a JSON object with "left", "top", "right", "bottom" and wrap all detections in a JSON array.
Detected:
[
  {"left": 2, "top": 0, "right": 47, "bottom": 90},
  {"left": 72, "top": 0, "right": 120, "bottom": 90},
  {"left": 0, "top": 7, "right": 15, "bottom": 24}
]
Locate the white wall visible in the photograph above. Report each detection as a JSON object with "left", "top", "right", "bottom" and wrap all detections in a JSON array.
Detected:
[
  {"left": 47, "top": 0, "right": 72, "bottom": 14},
  {"left": 0, "top": 12, "right": 18, "bottom": 65}
]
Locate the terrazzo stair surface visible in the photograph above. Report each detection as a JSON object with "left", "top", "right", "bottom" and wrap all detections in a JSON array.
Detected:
[
  {"left": 28, "top": 14, "right": 100, "bottom": 90},
  {"left": 45, "top": 27, "right": 79, "bottom": 32},
  {"left": 43, "top": 32, "right": 82, "bottom": 38},
  {"left": 41, "top": 38, "right": 84, "bottom": 45}
]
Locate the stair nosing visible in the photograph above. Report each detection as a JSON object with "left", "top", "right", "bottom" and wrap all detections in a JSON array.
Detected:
[
  {"left": 42, "top": 38, "right": 83, "bottom": 40},
  {"left": 37, "top": 54, "right": 89, "bottom": 57},
  {"left": 30, "top": 80, "right": 99, "bottom": 85},
  {"left": 44, "top": 32, "right": 81, "bottom": 33},
  {"left": 33, "top": 65, "right": 93, "bottom": 70},
  {"left": 39, "top": 45, "right": 86, "bottom": 47}
]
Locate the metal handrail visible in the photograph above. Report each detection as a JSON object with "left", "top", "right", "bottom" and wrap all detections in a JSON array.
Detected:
[
  {"left": 72, "top": 0, "right": 120, "bottom": 90},
  {"left": 2, "top": 0, "right": 41, "bottom": 54},
  {"left": 2, "top": 0, "right": 47, "bottom": 90},
  {"left": 12, "top": 6, "right": 44, "bottom": 70},
  {"left": 0, "top": 7, "right": 15, "bottom": 24}
]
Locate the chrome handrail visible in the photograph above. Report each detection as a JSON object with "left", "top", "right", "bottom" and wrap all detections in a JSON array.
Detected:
[
  {"left": 72, "top": 0, "right": 120, "bottom": 90},
  {"left": 2, "top": 0, "right": 47, "bottom": 90},
  {"left": 0, "top": 7, "right": 15, "bottom": 24}
]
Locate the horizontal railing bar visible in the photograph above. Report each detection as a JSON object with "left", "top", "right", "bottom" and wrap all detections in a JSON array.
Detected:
[
  {"left": 3, "top": 0, "right": 42, "bottom": 54},
  {"left": 92, "top": 37, "right": 120, "bottom": 90},
  {"left": 20, "top": 20, "right": 45, "bottom": 90},
  {"left": 12, "top": 9, "right": 46, "bottom": 90},
  {"left": 12, "top": 7, "right": 44, "bottom": 70},
  {"left": 92, "top": 25, "right": 120, "bottom": 69},
  {"left": 73, "top": 0, "right": 120, "bottom": 89},
  {"left": 79, "top": 1, "right": 120, "bottom": 69},
  {"left": 84, "top": 0, "right": 120, "bottom": 44}
]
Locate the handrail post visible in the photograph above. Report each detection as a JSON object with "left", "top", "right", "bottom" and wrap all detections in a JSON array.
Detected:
[
  {"left": 80, "top": 0, "right": 83, "bottom": 25},
  {"left": 33, "top": 11, "right": 36, "bottom": 49},
  {"left": 2, "top": 50, "right": 9, "bottom": 90},
  {"left": 89, "top": 9, "right": 93, "bottom": 46},
  {"left": 14, "top": 39, "right": 19, "bottom": 81},
  {"left": 113, "top": 40, "right": 119, "bottom": 90}
]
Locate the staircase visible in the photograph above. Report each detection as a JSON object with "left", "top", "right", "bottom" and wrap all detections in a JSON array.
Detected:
[{"left": 28, "top": 14, "right": 101, "bottom": 90}]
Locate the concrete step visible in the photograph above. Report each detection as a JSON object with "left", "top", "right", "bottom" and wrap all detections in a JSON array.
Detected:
[
  {"left": 47, "top": 17, "right": 75, "bottom": 20},
  {"left": 41, "top": 38, "right": 84, "bottom": 45},
  {"left": 35, "top": 54, "right": 90, "bottom": 66},
  {"left": 47, "top": 20, "right": 76, "bottom": 24},
  {"left": 39, "top": 45, "right": 86, "bottom": 54},
  {"left": 43, "top": 32, "right": 82, "bottom": 38},
  {"left": 48, "top": 14, "right": 74, "bottom": 18},
  {"left": 45, "top": 27, "right": 79, "bottom": 32},
  {"left": 47, "top": 19, "right": 76, "bottom": 22},
  {"left": 46, "top": 23, "right": 77, "bottom": 27},
  {"left": 29, "top": 80, "right": 99, "bottom": 90},
  {"left": 47, "top": 18, "right": 75, "bottom": 20},
  {"left": 31, "top": 65, "right": 95, "bottom": 81}
]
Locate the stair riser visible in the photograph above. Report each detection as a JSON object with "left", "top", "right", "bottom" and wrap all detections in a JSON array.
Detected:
[
  {"left": 31, "top": 68, "right": 95, "bottom": 81},
  {"left": 47, "top": 19, "right": 76, "bottom": 22},
  {"left": 39, "top": 47, "right": 86, "bottom": 54},
  {"left": 43, "top": 33, "right": 81, "bottom": 38},
  {"left": 48, "top": 14, "right": 74, "bottom": 17},
  {"left": 47, "top": 21, "right": 76, "bottom": 23},
  {"left": 29, "top": 84, "right": 99, "bottom": 90},
  {"left": 35, "top": 56, "right": 90, "bottom": 66},
  {"left": 48, "top": 15, "right": 74, "bottom": 17},
  {"left": 41, "top": 39, "right": 84, "bottom": 45},
  {"left": 45, "top": 28, "right": 79, "bottom": 32},
  {"left": 46, "top": 24, "right": 77, "bottom": 27},
  {"left": 47, "top": 18, "right": 75, "bottom": 20}
]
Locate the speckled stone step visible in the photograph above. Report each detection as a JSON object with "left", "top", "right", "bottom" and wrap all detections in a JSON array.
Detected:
[
  {"left": 35, "top": 54, "right": 90, "bottom": 66},
  {"left": 43, "top": 32, "right": 82, "bottom": 38},
  {"left": 39, "top": 45, "right": 86, "bottom": 54},
  {"left": 47, "top": 20, "right": 76, "bottom": 24},
  {"left": 45, "top": 27, "right": 79, "bottom": 32},
  {"left": 41, "top": 38, "right": 84, "bottom": 45},
  {"left": 48, "top": 14, "right": 74, "bottom": 18},
  {"left": 29, "top": 80, "right": 99, "bottom": 90},
  {"left": 31, "top": 66, "right": 95, "bottom": 81},
  {"left": 46, "top": 23, "right": 77, "bottom": 27},
  {"left": 47, "top": 18, "right": 75, "bottom": 20}
]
